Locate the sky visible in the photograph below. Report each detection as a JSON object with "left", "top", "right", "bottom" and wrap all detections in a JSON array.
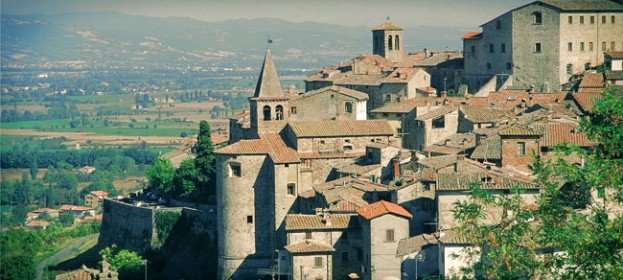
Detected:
[{"left": 2, "top": 0, "right": 535, "bottom": 29}]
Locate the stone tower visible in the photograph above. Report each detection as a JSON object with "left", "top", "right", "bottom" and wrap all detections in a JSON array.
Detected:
[
  {"left": 372, "top": 21, "right": 404, "bottom": 62},
  {"left": 249, "top": 49, "right": 290, "bottom": 137}
]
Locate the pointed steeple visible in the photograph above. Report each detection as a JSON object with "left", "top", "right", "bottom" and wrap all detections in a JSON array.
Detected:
[{"left": 253, "top": 49, "right": 283, "bottom": 98}]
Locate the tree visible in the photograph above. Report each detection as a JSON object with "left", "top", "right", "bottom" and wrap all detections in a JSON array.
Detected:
[
  {"left": 146, "top": 157, "right": 175, "bottom": 195},
  {"left": 100, "top": 246, "right": 145, "bottom": 280},
  {"left": 453, "top": 87, "right": 623, "bottom": 279},
  {"left": 173, "top": 158, "right": 199, "bottom": 198},
  {"left": 29, "top": 157, "right": 38, "bottom": 180},
  {"left": 194, "top": 120, "right": 216, "bottom": 196},
  {"left": 0, "top": 254, "right": 37, "bottom": 280}
]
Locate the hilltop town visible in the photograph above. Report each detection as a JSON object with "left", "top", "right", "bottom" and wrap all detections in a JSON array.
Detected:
[{"left": 2, "top": 0, "right": 623, "bottom": 280}]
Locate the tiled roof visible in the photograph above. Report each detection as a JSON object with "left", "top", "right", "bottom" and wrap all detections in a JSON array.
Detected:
[
  {"left": 253, "top": 49, "right": 283, "bottom": 99},
  {"left": 541, "top": 123, "right": 596, "bottom": 147},
  {"left": 572, "top": 92, "right": 602, "bottom": 112},
  {"left": 579, "top": 72, "right": 605, "bottom": 88},
  {"left": 396, "top": 233, "right": 437, "bottom": 257},
  {"left": 285, "top": 214, "right": 357, "bottom": 230},
  {"left": 290, "top": 85, "right": 368, "bottom": 101},
  {"left": 460, "top": 106, "right": 507, "bottom": 123},
  {"left": 289, "top": 120, "right": 394, "bottom": 137},
  {"left": 334, "top": 162, "right": 380, "bottom": 176},
  {"left": 298, "top": 151, "right": 365, "bottom": 159},
  {"left": 462, "top": 31, "right": 482, "bottom": 40},
  {"left": 357, "top": 200, "right": 412, "bottom": 220},
  {"left": 215, "top": 134, "right": 300, "bottom": 164},
  {"left": 32, "top": 208, "right": 59, "bottom": 214},
  {"left": 540, "top": 0, "right": 623, "bottom": 11},
  {"left": 59, "top": 205, "right": 94, "bottom": 212},
  {"left": 90, "top": 190, "right": 108, "bottom": 198},
  {"left": 423, "top": 145, "right": 462, "bottom": 155},
  {"left": 54, "top": 269, "right": 92, "bottom": 280},
  {"left": 498, "top": 124, "right": 541, "bottom": 136},
  {"left": 606, "top": 70, "right": 623, "bottom": 80},
  {"left": 417, "top": 154, "right": 458, "bottom": 170},
  {"left": 25, "top": 220, "right": 50, "bottom": 227},
  {"left": 436, "top": 172, "right": 537, "bottom": 191},
  {"left": 382, "top": 68, "right": 423, "bottom": 84},
  {"left": 470, "top": 135, "right": 502, "bottom": 160},
  {"left": 334, "top": 74, "right": 384, "bottom": 86},
  {"left": 606, "top": 51, "right": 623, "bottom": 59},
  {"left": 370, "top": 97, "right": 465, "bottom": 114},
  {"left": 285, "top": 240, "right": 335, "bottom": 254},
  {"left": 415, "top": 106, "right": 457, "bottom": 121},
  {"left": 413, "top": 52, "right": 463, "bottom": 67},
  {"left": 372, "top": 21, "right": 403, "bottom": 31}
]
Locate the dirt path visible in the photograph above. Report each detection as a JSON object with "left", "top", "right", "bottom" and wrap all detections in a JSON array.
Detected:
[{"left": 36, "top": 233, "right": 99, "bottom": 280}]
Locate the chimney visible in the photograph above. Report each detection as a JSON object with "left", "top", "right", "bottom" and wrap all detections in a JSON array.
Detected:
[
  {"left": 440, "top": 91, "right": 448, "bottom": 98},
  {"left": 424, "top": 48, "right": 429, "bottom": 58},
  {"left": 321, "top": 208, "right": 331, "bottom": 226},
  {"left": 393, "top": 158, "right": 401, "bottom": 179}
]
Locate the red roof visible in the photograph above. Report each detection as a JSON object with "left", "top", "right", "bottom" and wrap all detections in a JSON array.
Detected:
[
  {"left": 572, "top": 92, "right": 602, "bottom": 112},
  {"left": 89, "top": 190, "right": 108, "bottom": 198},
  {"left": 25, "top": 220, "right": 49, "bottom": 227},
  {"left": 215, "top": 133, "right": 300, "bottom": 164},
  {"left": 542, "top": 123, "right": 596, "bottom": 147},
  {"left": 579, "top": 72, "right": 605, "bottom": 88},
  {"left": 356, "top": 200, "right": 412, "bottom": 220},
  {"left": 462, "top": 31, "right": 482, "bottom": 40},
  {"left": 60, "top": 205, "right": 95, "bottom": 212}
]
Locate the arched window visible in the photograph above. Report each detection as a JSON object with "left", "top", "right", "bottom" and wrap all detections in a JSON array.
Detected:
[
  {"left": 395, "top": 35, "right": 400, "bottom": 50},
  {"left": 388, "top": 35, "right": 393, "bottom": 50},
  {"left": 263, "top": 105, "right": 271, "bottom": 121},
  {"left": 345, "top": 102, "right": 353, "bottom": 113},
  {"left": 275, "top": 105, "right": 284, "bottom": 120},
  {"left": 533, "top": 12, "right": 542, "bottom": 25}
]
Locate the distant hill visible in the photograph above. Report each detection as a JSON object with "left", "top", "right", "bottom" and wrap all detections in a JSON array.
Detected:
[{"left": 1, "top": 12, "right": 466, "bottom": 70}]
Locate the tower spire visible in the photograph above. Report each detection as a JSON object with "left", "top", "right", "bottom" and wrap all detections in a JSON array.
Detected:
[{"left": 253, "top": 49, "right": 283, "bottom": 98}]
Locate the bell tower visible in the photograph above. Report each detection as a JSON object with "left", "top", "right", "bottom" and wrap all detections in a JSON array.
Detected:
[
  {"left": 372, "top": 20, "right": 404, "bottom": 62},
  {"left": 249, "top": 49, "right": 290, "bottom": 137}
]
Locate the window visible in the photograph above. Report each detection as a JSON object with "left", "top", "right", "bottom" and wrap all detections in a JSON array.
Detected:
[
  {"left": 395, "top": 35, "right": 400, "bottom": 50},
  {"left": 496, "top": 20, "right": 501, "bottom": 29},
  {"left": 229, "top": 162, "right": 241, "bottom": 177},
  {"left": 388, "top": 35, "right": 393, "bottom": 50},
  {"left": 385, "top": 229, "right": 395, "bottom": 242},
  {"left": 291, "top": 106, "right": 297, "bottom": 114},
  {"left": 341, "top": 252, "right": 349, "bottom": 262},
  {"left": 533, "top": 12, "right": 542, "bottom": 24},
  {"left": 489, "top": 44, "right": 494, "bottom": 53},
  {"left": 432, "top": 116, "right": 445, "bottom": 128},
  {"left": 568, "top": 42, "right": 573, "bottom": 51},
  {"left": 590, "top": 16, "right": 595, "bottom": 24},
  {"left": 275, "top": 105, "right": 284, "bottom": 120},
  {"left": 506, "top": 62, "right": 512, "bottom": 70},
  {"left": 357, "top": 248, "right": 363, "bottom": 261},
  {"left": 263, "top": 105, "right": 271, "bottom": 121},
  {"left": 589, "top": 42, "right": 594, "bottom": 51},
  {"left": 567, "top": 64, "right": 573, "bottom": 74},
  {"left": 314, "top": 257, "right": 323, "bottom": 268},
  {"left": 602, "top": 15, "right": 606, "bottom": 24},
  {"left": 612, "top": 15, "right": 615, "bottom": 23},
  {"left": 247, "top": 215, "right": 253, "bottom": 224},
  {"left": 602, "top": 41, "right": 607, "bottom": 51},
  {"left": 568, "top": 16, "right": 573, "bottom": 24},
  {"left": 501, "top": 43, "right": 506, "bottom": 53},
  {"left": 385, "top": 94, "right": 391, "bottom": 102},
  {"left": 580, "top": 42, "right": 585, "bottom": 51},
  {"left": 580, "top": 16, "right": 584, "bottom": 24},
  {"left": 612, "top": 41, "right": 616, "bottom": 51},
  {"left": 518, "top": 142, "right": 526, "bottom": 156},
  {"left": 470, "top": 45, "right": 476, "bottom": 55},
  {"left": 343, "top": 145, "right": 353, "bottom": 151},
  {"left": 535, "top": 43, "right": 542, "bottom": 53},
  {"left": 486, "top": 62, "right": 492, "bottom": 70},
  {"left": 345, "top": 102, "right": 353, "bottom": 113},
  {"left": 287, "top": 183, "right": 295, "bottom": 196},
  {"left": 305, "top": 232, "right": 312, "bottom": 239}
]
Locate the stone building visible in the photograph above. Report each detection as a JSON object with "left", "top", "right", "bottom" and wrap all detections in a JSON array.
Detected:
[
  {"left": 463, "top": 0, "right": 623, "bottom": 92},
  {"left": 289, "top": 86, "right": 368, "bottom": 121},
  {"left": 604, "top": 51, "right": 623, "bottom": 85},
  {"left": 402, "top": 106, "right": 460, "bottom": 152}
]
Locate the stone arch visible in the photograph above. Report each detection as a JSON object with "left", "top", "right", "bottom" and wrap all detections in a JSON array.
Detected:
[
  {"left": 263, "top": 105, "right": 271, "bottom": 121},
  {"left": 395, "top": 35, "right": 400, "bottom": 50},
  {"left": 388, "top": 35, "right": 393, "bottom": 50},
  {"left": 275, "top": 105, "right": 284, "bottom": 120}
]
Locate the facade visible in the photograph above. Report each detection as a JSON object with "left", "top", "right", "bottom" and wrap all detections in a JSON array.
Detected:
[
  {"left": 463, "top": 0, "right": 623, "bottom": 92},
  {"left": 289, "top": 86, "right": 368, "bottom": 121}
]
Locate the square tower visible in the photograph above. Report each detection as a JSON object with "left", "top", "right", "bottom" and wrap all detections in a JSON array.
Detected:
[{"left": 372, "top": 21, "right": 404, "bottom": 62}]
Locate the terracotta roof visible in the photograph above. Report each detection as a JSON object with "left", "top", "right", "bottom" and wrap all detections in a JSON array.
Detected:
[
  {"left": 215, "top": 139, "right": 269, "bottom": 155},
  {"left": 285, "top": 240, "right": 335, "bottom": 254},
  {"left": 334, "top": 162, "right": 380, "bottom": 176},
  {"left": 372, "top": 21, "right": 403, "bottom": 31},
  {"left": 25, "top": 220, "right": 50, "bottom": 227},
  {"left": 415, "top": 106, "right": 458, "bottom": 121},
  {"left": 59, "top": 205, "right": 94, "bottom": 212},
  {"left": 290, "top": 85, "right": 368, "bottom": 102},
  {"left": 416, "top": 87, "right": 437, "bottom": 94},
  {"left": 579, "top": 72, "right": 605, "bottom": 88},
  {"left": 54, "top": 269, "right": 92, "bottom": 280},
  {"left": 285, "top": 214, "right": 357, "bottom": 230},
  {"left": 606, "top": 70, "right": 623, "bottom": 81},
  {"left": 572, "top": 92, "right": 602, "bottom": 112},
  {"left": 462, "top": 31, "right": 482, "bottom": 40},
  {"left": 298, "top": 151, "right": 365, "bottom": 159},
  {"left": 436, "top": 172, "right": 537, "bottom": 191},
  {"left": 357, "top": 200, "right": 412, "bottom": 220},
  {"left": 253, "top": 49, "right": 283, "bottom": 99},
  {"left": 413, "top": 52, "right": 463, "bottom": 67},
  {"left": 260, "top": 132, "right": 301, "bottom": 164},
  {"left": 460, "top": 106, "right": 507, "bottom": 123},
  {"left": 423, "top": 145, "right": 462, "bottom": 155},
  {"left": 371, "top": 97, "right": 465, "bottom": 114},
  {"left": 417, "top": 154, "right": 458, "bottom": 170},
  {"left": 498, "top": 124, "right": 541, "bottom": 136},
  {"left": 470, "top": 135, "right": 502, "bottom": 160},
  {"left": 334, "top": 74, "right": 384, "bottom": 86},
  {"left": 396, "top": 233, "right": 437, "bottom": 257},
  {"left": 606, "top": 51, "right": 623, "bottom": 59},
  {"left": 32, "top": 208, "right": 59, "bottom": 214},
  {"left": 382, "top": 68, "right": 424, "bottom": 84},
  {"left": 289, "top": 120, "right": 393, "bottom": 138},
  {"left": 541, "top": 123, "right": 596, "bottom": 147},
  {"left": 539, "top": 0, "right": 623, "bottom": 11},
  {"left": 89, "top": 190, "right": 108, "bottom": 198}
]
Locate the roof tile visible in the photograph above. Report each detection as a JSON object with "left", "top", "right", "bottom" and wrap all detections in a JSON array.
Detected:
[{"left": 356, "top": 200, "right": 412, "bottom": 220}]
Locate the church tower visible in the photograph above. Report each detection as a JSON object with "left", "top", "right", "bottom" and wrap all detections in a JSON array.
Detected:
[
  {"left": 249, "top": 49, "right": 290, "bottom": 137},
  {"left": 372, "top": 20, "right": 404, "bottom": 62}
]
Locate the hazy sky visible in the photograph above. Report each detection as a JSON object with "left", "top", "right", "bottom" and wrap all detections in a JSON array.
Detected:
[{"left": 2, "top": 0, "right": 534, "bottom": 28}]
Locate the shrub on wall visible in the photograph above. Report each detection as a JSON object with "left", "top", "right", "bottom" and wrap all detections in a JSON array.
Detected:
[{"left": 154, "top": 211, "right": 181, "bottom": 248}]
